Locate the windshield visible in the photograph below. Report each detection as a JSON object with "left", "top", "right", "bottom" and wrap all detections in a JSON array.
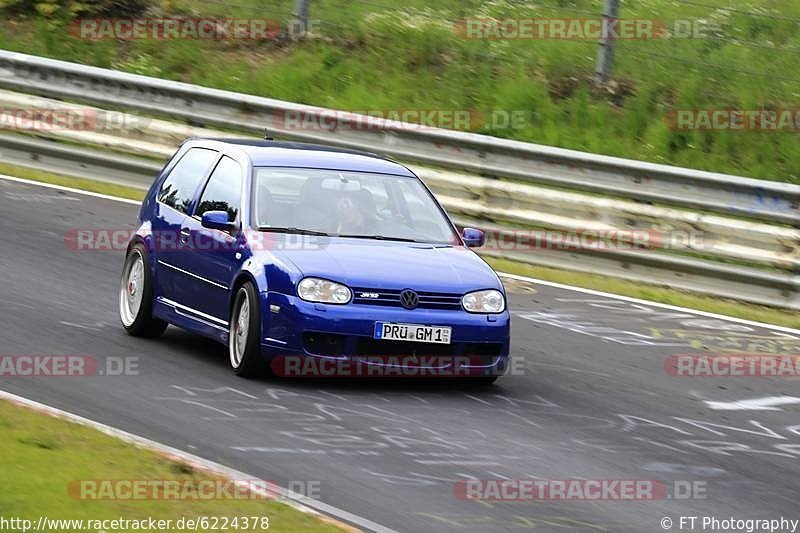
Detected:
[{"left": 253, "top": 168, "right": 458, "bottom": 244}]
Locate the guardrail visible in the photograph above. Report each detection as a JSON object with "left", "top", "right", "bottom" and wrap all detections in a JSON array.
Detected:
[
  {"left": 3, "top": 88, "right": 795, "bottom": 269},
  {"left": 0, "top": 132, "right": 162, "bottom": 185},
  {"left": 1, "top": 49, "right": 798, "bottom": 224},
  {"left": 0, "top": 52, "right": 797, "bottom": 309},
  {"left": 6, "top": 130, "right": 797, "bottom": 309}
]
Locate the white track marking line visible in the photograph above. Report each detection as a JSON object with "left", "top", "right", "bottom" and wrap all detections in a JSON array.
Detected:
[
  {"left": 413, "top": 460, "right": 503, "bottom": 466},
  {"left": 0, "top": 389, "right": 395, "bottom": 533},
  {"left": 498, "top": 272, "right": 800, "bottom": 335},
  {"left": 0, "top": 174, "right": 142, "bottom": 205},
  {"left": 179, "top": 399, "right": 238, "bottom": 418},
  {"left": 703, "top": 396, "right": 800, "bottom": 411},
  {"left": 464, "top": 394, "right": 492, "bottom": 406},
  {"left": 0, "top": 173, "right": 795, "bottom": 334}
]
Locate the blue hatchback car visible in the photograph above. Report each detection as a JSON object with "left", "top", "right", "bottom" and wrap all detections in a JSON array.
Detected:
[{"left": 119, "top": 138, "right": 510, "bottom": 381}]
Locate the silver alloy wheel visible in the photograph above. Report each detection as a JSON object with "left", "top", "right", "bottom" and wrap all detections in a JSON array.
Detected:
[
  {"left": 229, "top": 288, "right": 250, "bottom": 368},
  {"left": 119, "top": 250, "right": 145, "bottom": 327}
]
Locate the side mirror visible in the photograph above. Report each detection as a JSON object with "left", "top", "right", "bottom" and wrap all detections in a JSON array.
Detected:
[
  {"left": 201, "top": 210, "right": 237, "bottom": 232},
  {"left": 462, "top": 227, "right": 485, "bottom": 248}
]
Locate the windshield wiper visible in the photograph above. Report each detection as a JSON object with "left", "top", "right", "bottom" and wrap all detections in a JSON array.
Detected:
[
  {"left": 337, "top": 234, "right": 421, "bottom": 243},
  {"left": 258, "top": 226, "right": 330, "bottom": 236}
]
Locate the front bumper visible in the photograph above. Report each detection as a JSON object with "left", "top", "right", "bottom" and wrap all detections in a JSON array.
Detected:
[{"left": 261, "top": 292, "right": 510, "bottom": 377}]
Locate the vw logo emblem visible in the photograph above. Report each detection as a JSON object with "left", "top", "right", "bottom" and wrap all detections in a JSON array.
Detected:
[{"left": 400, "top": 289, "right": 419, "bottom": 310}]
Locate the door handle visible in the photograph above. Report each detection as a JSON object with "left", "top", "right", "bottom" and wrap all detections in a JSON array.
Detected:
[{"left": 179, "top": 228, "right": 191, "bottom": 244}]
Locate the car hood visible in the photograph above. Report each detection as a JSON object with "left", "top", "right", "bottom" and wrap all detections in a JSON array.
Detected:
[{"left": 265, "top": 238, "right": 503, "bottom": 293}]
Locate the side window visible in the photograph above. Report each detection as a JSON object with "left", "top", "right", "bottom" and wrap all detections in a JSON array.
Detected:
[
  {"left": 196, "top": 156, "right": 243, "bottom": 222},
  {"left": 157, "top": 148, "right": 218, "bottom": 213}
]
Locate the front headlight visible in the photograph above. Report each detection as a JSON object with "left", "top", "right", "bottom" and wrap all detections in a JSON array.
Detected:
[
  {"left": 297, "top": 277, "right": 352, "bottom": 304},
  {"left": 462, "top": 289, "right": 505, "bottom": 313}
]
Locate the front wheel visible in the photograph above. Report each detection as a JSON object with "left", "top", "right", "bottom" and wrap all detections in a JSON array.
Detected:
[
  {"left": 119, "top": 244, "right": 167, "bottom": 338},
  {"left": 229, "top": 282, "right": 268, "bottom": 378}
]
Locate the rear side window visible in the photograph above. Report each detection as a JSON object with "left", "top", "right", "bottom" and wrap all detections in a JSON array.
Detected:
[
  {"left": 157, "top": 148, "right": 218, "bottom": 213},
  {"left": 195, "top": 156, "right": 243, "bottom": 222}
]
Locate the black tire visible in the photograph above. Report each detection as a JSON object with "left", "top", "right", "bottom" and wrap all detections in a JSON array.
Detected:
[
  {"left": 229, "top": 282, "right": 268, "bottom": 378},
  {"left": 119, "top": 244, "right": 168, "bottom": 338}
]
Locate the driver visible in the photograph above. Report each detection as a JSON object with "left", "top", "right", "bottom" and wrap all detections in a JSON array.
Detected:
[{"left": 334, "top": 189, "right": 376, "bottom": 234}]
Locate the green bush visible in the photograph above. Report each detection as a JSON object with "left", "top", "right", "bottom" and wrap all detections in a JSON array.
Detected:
[{"left": 0, "top": 0, "right": 150, "bottom": 17}]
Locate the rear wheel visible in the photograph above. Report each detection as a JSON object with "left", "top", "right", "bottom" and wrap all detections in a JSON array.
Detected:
[
  {"left": 229, "top": 282, "right": 267, "bottom": 378},
  {"left": 119, "top": 244, "right": 167, "bottom": 338}
]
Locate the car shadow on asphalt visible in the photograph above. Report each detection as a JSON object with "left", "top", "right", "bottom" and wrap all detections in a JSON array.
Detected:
[{"left": 154, "top": 327, "right": 505, "bottom": 394}]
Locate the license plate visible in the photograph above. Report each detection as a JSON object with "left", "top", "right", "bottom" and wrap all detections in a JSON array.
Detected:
[{"left": 374, "top": 322, "right": 452, "bottom": 344}]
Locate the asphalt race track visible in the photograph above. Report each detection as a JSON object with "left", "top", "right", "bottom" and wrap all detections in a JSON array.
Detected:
[{"left": 2, "top": 178, "right": 799, "bottom": 532}]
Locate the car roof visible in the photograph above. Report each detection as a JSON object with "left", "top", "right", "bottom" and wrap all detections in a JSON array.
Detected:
[{"left": 186, "top": 138, "right": 416, "bottom": 177}]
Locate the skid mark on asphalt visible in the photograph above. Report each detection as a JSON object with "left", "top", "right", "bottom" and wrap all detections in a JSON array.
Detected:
[
  {"left": 515, "top": 311, "right": 688, "bottom": 346},
  {"left": 704, "top": 396, "right": 800, "bottom": 411},
  {"left": 6, "top": 175, "right": 800, "bottom": 531},
  {"left": 149, "top": 384, "right": 800, "bottom": 493}
]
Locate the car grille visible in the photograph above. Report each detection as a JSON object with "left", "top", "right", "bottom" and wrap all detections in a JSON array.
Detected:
[
  {"left": 357, "top": 338, "right": 503, "bottom": 357},
  {"left": 357, "top": 338, "right": 457, "bottom": 356},
  {"left": 351, "top": 287, "right": 463, "bottom": 310},
  {"left": 302, "top": 331, "right": 503, "bottom": 359}
]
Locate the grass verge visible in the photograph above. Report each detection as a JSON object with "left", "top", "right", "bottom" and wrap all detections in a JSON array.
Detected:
[
  {"left": 0, "top": 399, "right": 346, "bottom": 532},
  {"left": 3, "top": 0, "right": 800, "bottom": 182},
  {"left": 0, "top": 162, "right": 146, "bottom": 201},
  {"left": 484, "top": 257, "right": 799, "bottom": 329}
]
